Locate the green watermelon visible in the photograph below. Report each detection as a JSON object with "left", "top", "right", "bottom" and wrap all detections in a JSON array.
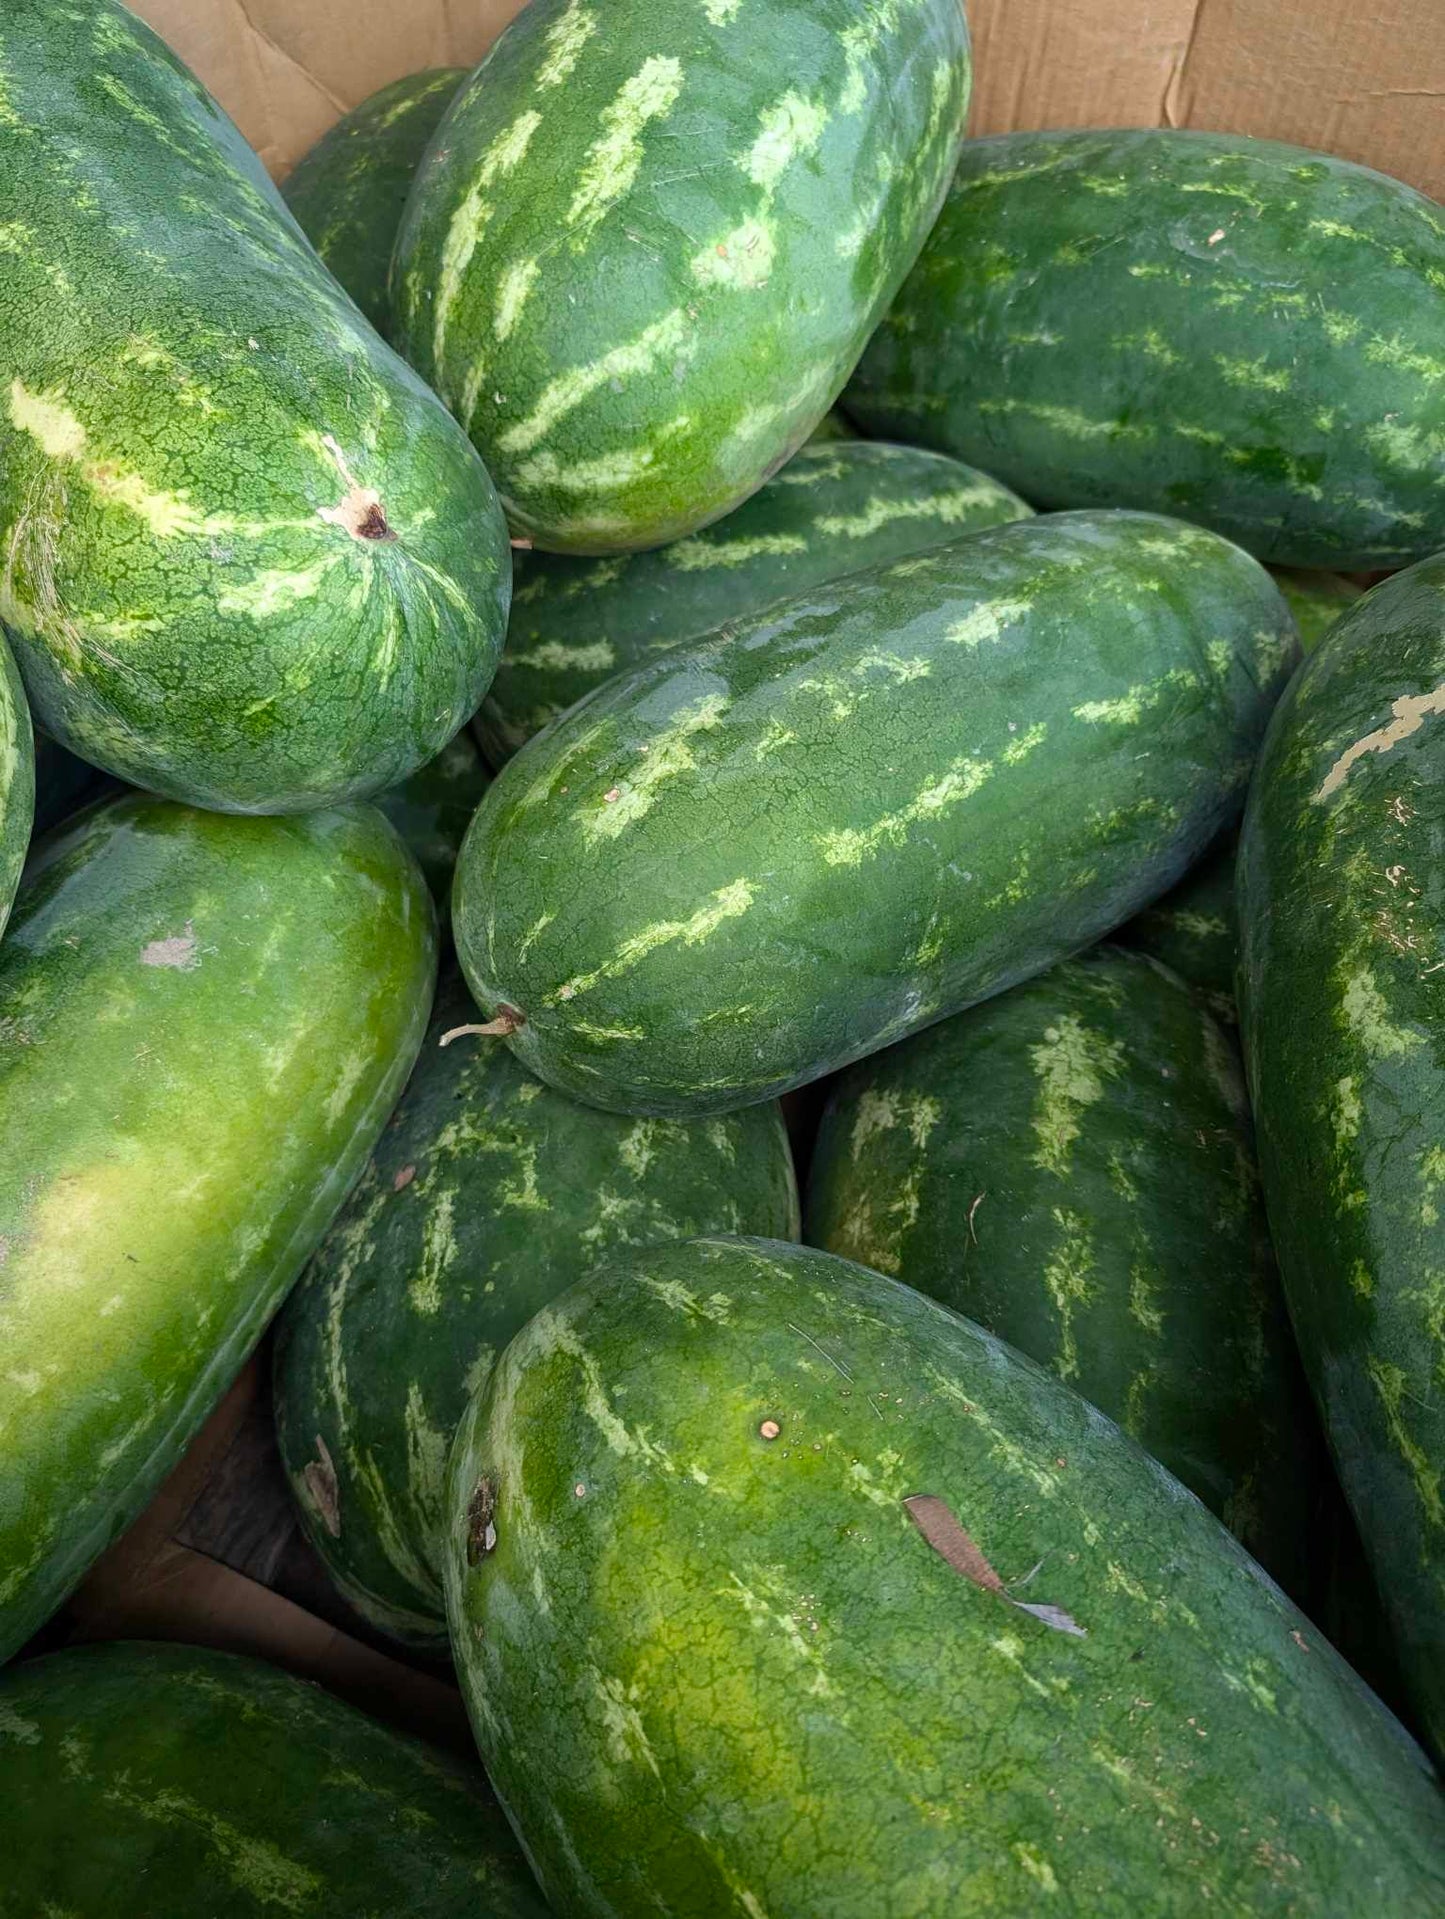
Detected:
[
  {"left": 1120, "top": 834, "right": 1238, "bottom": 1020},
  {"left": 283, "top": 68, "right": 468, "bottom": 335},
  {"left": 0, "top": 632, "right": 32, "bottom": 938},
  {"left": 0, "top": 1, "right": 509, "bottom": 813},
  {"left": 1274, "top": 568, "right": 1365, "bottom": 653},
  {"left": 274, "top": 968, "right": 799, "bottom": 1652},
  {"left": 847, "top": 130, "right": 1445, "bottom": 570},
  {"left": 0, "top": 792, "right": 436, "bottom": 1663},
  {"left": 392, "top": 0, "right": 971, "bottom": 553},
  {"left": 454, "top": 509, "right": 1296, "bottom": 1117},
  {"left": 1239, "top": 555, "right": 1445, "bottom": 1758},
  {"left": 475, "top": 439, "right": 1032, "bottom": 763},
  {"left": 445, "top": 1235, "right": 1445, "bottom": 1915},
  {"left": 805, "top": 944, "right": 1319, "bottom": 1595},
  {"left": 375, "top": 728, "right": 490, "bottom": 902},
  {"left": 0, "top": 1641, "right": 546, "bottom": 1916}
]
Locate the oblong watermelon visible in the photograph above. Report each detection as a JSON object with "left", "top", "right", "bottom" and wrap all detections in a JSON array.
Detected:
[
  {"left": 454, "top": 509, "right": 1295, "bottom": 1116},
  {"left": 392, "top": 0, "right": 971, "bottom": 553},
  {"left": 445, "top": 1236, "right": 1445, "bottom": 1915},
  {"left": 274, "top": 968, "right": 798, "bottom": 1651},
  {"left": 0, "top": 632, "right": 33, "bottom": 939},
  {"left": 0, "top": 792, "right": 436, "bottom": 1662},
  {"left": 1239, "top": 555, "right": 1445, "bottom": 1757},
  {"left": 283, "top": 68, "right": 467, "bottom": 334},
  {"left": 0, "top": 1641, "right": 546, "bottom": 1916},
  {"left": 847, "top": 130, "right": 1445, "bottom": 570},
  {"left": 1120, "top": 834, "right": 1238, "bottom": 1020},
  {"left": 375, "top": 729, "right": 490, "bottom": 902},
  {"left": 806, "top": 944, "right": 1320, "bottom": 1594},
  {"left": 0, "top": 1, "right": 509, "bottom": 813},
  {"left": 476, "top": 439, "right": 1032, "bottom": 763}
]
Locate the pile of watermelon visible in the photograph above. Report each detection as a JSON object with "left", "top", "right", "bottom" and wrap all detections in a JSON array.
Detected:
[{"left": 4, "top": 0, "right": 1445, "bottom": 1910}]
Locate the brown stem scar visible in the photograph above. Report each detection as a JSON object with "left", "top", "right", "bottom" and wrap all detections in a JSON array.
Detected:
[
  {"left": 439, "top": 1008, "right": 525, "bottom": 1046},
  {"left": 903, "top": 1494, "right": 1086, "bottom": 1638}
]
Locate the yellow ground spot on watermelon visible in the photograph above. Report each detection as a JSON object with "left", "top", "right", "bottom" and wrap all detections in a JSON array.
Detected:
[
  {"left": 537, "top": 0, "right": 598, "bottom": 88},
  {"left": 1368, "top": 1354, "right": 1443, "bottom": 1527},
  {"left": 943, "top": 598, "right": 1033, "bottom": 649},
  {"left": 669, "top": 529, "right": 807, "bottom": 571},
  {"left": 576, "top": 692, "right": 728, "bottom": 842},
  {"left": 1215, "top": 355, "right": 1292, "bottom": 394},
  {"left": 403, "top": 1380, "right": 451, "bottom": 1534},
  {"left": 566, "top": 56, "right": 684, "bottom": 243},
  {"left": 500, "top": 306, "right": 691, "bottom": 455},
  {"left": 548, "top": 878, "right": 756, "bottom": 1004},
  {"left": 744, "top": 91, "right": 827, "bottom": 190},
  {"left": 816, "top": 754, "right": 997, "bottom": 867},
  {"left": 409, "top": 1187, "right": 457, "bottom": 1315},
  {"left": 493, "top": 257, "right": 540, "bottom": 342},
  {"left": 1029, "top": 1013, "right": 1125, "bottom": 1178},
  {"left": 1339, "top": 965, "right": 1423, "bottom": 1058},
  {"left": 432, "top": 109, "right": 542, "bottom": 374},
  {"left": 100, "top": 1779, "right": 324, "bottom": 1909},
  {"left": 1042, "top": 1207, "right": 1095, "bottom": 1382},
  {"left": 1013, "top": 1845, "right": 1061, "bottom": 1896}
]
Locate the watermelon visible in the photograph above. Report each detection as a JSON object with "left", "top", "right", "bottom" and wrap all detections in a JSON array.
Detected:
[
  {"left": 847, "top": 130, "right": 1445, "bottom": 570},
  {"left": 375, "top": 728, "right": 490, "bottom": 902},
  {"left": 0, "top": 792, "right": 436, "bottom": 1663},
  {"left": 476, "top": 439, "right": 1032, "bottom": 763},
  {"left": 445, "top": 1235, "right": 1445, "bottom": 1915},
  {"left": 392, "top": 0, "right": 971, "bottom": 553},
  {"left": 805, "top": 944, "right": 1320, "bottom": 1596},
  {"left": 0, "top": 0, "right": 509, "bottom": 813},
  {"left": 1120, "top": 834, "right": 1238, "bottom": 1020},
  {"left": 273, "top": 967, "right": 798, "bottom": 1652},
  {"left": 1239, "top": 555, "right": 1445, "bottom": 1758},
  {"left": 0, "top": 632, "right": 33, "bottom": 938},
  {"left": 0, "top": 1641, "right": 546, "bottom": 1915},
  {"left": 454, "top": 509, "right": 1296, "bottom": 1117},
  {"left": 1274, "top": 568, "right": 1365, "bottom": 654},
  {"left": 283, "top": 68, "right": 468, "bottom": 334}
]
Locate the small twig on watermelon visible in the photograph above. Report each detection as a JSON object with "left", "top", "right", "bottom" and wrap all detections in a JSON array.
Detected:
[{"left": 439, "top": 1007, "right": 525, "bottom": 1046}]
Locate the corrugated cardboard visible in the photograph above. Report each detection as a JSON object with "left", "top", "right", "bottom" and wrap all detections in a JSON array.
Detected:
[{"left": 131, "top": 0, "right": 1445, "bottom": 202}]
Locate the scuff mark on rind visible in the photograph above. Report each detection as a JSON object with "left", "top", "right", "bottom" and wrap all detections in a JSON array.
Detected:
[
  {"left": 1313, "top": 681, "right": 1445, "bottom": 801},
  {"left": 303, "top": 1434, "right": 341, "bottom": 1538},
  {"left": 904, "top": 1493, "right": 1086, "bottom": 1637},
  {"left": 140, "top": 920, "right": 198, "bottom": 970}
]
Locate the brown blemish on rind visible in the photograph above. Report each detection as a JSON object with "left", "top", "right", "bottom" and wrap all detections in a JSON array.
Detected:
[
  {"left": 393, "top": 1164, "right": 417, "bottom": 1192},
  {"left": 315, "top": 431, "right": 397, "bottom": 542},
  {"left": 140, "top": 921, "right": 199, "bottom": 970},
  {"left": 303, "top": 1436, "right": 341, "bottom": 1538},
  {"left": 904, "top": 1494, "right": 1086, "bottom": 1638},
  {"left": 466, "top": 1475, "right": 499, "bottom": 1566},
  {"left": 759, "top": 1419, "right": 781, "bottom": 1441},
  {"left": 1314, "top": 681, "right": 1445, "bottom": 801},
  {"left": 439, "top": 1007, "right": 525, "bottom": 1046}
]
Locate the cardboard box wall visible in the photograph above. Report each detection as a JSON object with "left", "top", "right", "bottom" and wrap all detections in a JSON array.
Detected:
[{"left": 132, "top": 0, "right": 1445, "bottom": 203}]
